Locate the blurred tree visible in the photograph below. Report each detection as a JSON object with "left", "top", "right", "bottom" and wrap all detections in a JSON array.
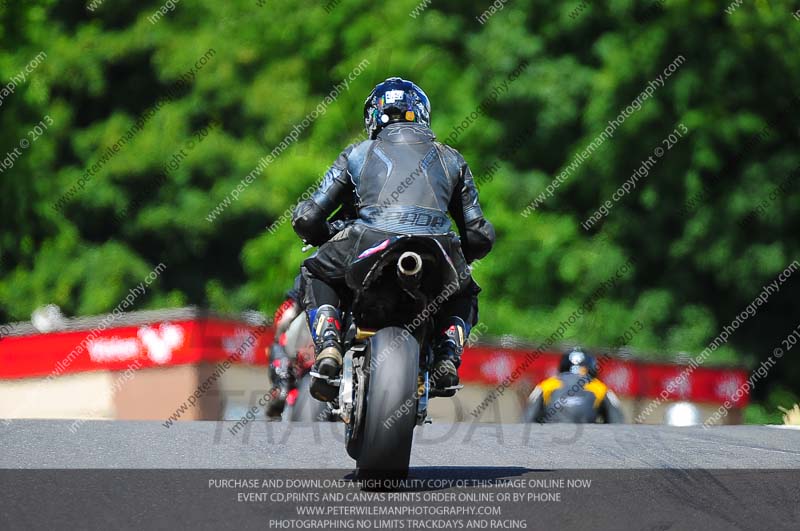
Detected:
[{"left": 0, "top": 0, "right": 797, "bottom": 412}]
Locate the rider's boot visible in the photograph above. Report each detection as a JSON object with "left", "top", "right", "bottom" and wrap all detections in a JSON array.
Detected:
[
  {"left": 431, "top": 317, "right": 467, "bottom": 392},
  {"left": 265, "top": 362, "right": 292, "bottom": 420},
  {"left": 265, "top": 344, "right": 292, "bottom": 420},
  {"left": 264, "top": 384, "right": 289, "bottom": 420},
  {"left": 308, "top": 304, "right": 343, "bottom": 402}
]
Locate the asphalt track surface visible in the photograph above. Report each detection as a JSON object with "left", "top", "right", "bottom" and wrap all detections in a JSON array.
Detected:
[
  {"left": 1, "top": 420, "right": 799, "bottom": 468},
  {"left": 1, "top": 421, "right": 799, "bottom": 530}
]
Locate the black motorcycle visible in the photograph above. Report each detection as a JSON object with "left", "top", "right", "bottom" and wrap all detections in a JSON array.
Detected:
[{"left": 312, "top": 235, "right": 463, "bottom": 478}]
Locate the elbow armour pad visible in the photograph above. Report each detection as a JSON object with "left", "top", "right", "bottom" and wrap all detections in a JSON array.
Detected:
[{"left": 464, "top": 218, "right": 495, "bottom": 262}]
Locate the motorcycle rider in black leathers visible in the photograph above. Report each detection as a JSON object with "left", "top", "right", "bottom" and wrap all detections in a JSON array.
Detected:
[
  {"left": 291, "top": 77, "right": 495, "bottom": 401},
  {"left": 523, "top": 348, "right": 625, "bottom": 423}
]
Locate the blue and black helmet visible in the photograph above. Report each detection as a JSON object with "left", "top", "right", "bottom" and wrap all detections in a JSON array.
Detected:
[
  {"left": 363, "top": 77, "right": 431, "bottom": 139},
  {"left": 559, "top": 347, "right": 599, "bottom": 378}
]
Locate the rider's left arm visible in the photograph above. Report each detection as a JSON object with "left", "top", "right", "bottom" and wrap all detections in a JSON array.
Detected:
[
  {"left": 445, "top": 149, "right": 495, "bottom": 263},
  {"left": 523, "top": 386, "right": 545, "bottom": 423}
]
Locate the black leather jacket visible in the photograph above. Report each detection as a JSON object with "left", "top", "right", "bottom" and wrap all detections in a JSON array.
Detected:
[{"left": 292, "top": 123, "right": 494, "bottom": 262}]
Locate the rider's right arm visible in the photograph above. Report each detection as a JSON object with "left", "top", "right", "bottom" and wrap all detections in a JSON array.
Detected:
[
  {"left": 440, "top": 146, "right": 495, "bottom": 263},
  {"left": 523, "top": 386, "right": 545, "bottom": 423},
  {"left": 291, "top": 144, "right": 357, "bottom": 246}
]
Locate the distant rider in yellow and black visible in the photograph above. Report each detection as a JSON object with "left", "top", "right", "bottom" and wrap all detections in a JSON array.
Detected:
[{"left": 524, "top": 348, "right": 624, "bottom": 423}]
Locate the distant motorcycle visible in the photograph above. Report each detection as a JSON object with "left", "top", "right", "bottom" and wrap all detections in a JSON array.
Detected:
[
  {"left": 313, "top": 235, "right": 462, "bottom": 478},
  {"left": 282, "top": 314, "right": 335, "bottom": 422}
]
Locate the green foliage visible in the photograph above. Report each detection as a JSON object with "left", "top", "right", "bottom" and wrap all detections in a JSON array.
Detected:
[
  {"left": 1, "top": 0, "right": 798, "bottom": 410},
  {"left": 744, "top": 386, "right": 797, "bottom": 425}
]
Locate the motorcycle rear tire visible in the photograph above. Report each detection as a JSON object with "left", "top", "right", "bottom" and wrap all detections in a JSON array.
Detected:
[{"left": 356, "top": 327, "right": 419, "bottom": 478}]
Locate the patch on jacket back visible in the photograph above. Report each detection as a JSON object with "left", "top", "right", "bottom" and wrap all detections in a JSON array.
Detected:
[{"left": 386, "top": 211, "right": 448, "bottom": 229}]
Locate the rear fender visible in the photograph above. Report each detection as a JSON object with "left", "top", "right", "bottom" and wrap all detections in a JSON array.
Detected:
[{"left": 346, "top": 235, "right": 459, "bottom": 292}]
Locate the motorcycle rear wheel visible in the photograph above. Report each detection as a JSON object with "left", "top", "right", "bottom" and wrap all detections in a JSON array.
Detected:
[{"left": 355, "top": 327, "right": 419, "bottom": 478}]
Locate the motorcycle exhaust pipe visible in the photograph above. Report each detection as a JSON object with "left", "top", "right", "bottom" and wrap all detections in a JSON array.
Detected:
[{"left": 397, "top": 251, "right": 423, "bottom": 277}]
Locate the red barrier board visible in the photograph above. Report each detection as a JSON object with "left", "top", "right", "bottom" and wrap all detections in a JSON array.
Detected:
[
  {"left": 0, "top": 318, "right": 751, "bottom": 406},
  {"left": 0, "top": 319, "right": 273, "bottom": 379},
  {"left": 459, "top": 346, "right": 750, "bottom": 406}
]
